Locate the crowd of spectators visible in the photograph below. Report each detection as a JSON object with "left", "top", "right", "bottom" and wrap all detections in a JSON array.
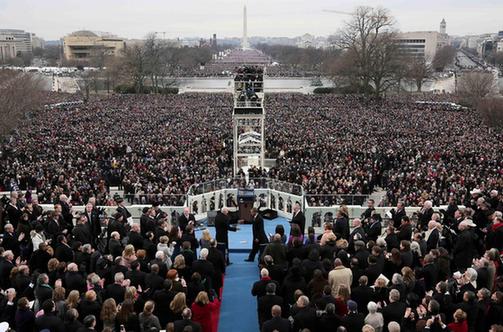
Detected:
[
  {"left": 0, "top": 93, "right": 501, "bottom": 208},
  {"left": 0, "top": 197, "right": 225, "bottom": 332},
  {"left": 253, "top": 193, "right": 503, "bottom": 332}
]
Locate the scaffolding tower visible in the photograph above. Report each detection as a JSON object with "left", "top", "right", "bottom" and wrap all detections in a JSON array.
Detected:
[{"left": 232, "top": 66, "right": 265, "bottom": 176}]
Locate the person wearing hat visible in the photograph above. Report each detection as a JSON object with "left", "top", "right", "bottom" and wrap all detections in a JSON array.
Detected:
[
  {"left": 343, "top": 300, "right": 365, "bottom": 332},
  {"left": 115, "top": 197, "right": 132, "bottom": 225},
  {"left": 453, "top": 221, "right": 479, "bottom": 271}
]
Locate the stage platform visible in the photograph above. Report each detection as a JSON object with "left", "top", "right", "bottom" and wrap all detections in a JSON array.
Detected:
[{"left": 195, "top": 217, "right": 290, "bottom": 252}]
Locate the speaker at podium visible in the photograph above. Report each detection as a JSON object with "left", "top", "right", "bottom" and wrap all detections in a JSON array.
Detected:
[{"left": 237, "top": 188, "right": 255, "bottom": 223}]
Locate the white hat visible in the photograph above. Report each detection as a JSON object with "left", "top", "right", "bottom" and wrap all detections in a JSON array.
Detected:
[
  {"left": 464, "top": 219, "right": 477, "bottom": 227},
  {"left": 470, "top": 189, "right": 482, "bottom": 195},
  {"left": 0, "top": 322, "right": 9, "bottom": 332}
]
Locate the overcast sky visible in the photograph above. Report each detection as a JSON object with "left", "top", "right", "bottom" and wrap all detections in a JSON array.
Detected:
[{"left": 0, "top": 0, "right": 501, "bottom": 40}]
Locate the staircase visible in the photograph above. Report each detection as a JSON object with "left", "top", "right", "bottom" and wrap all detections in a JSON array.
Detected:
[{"left": 367, "top": 187, "right": 387, "bottom": 206}]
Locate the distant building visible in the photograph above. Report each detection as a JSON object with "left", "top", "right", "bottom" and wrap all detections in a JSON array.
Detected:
[
  {"left": 396, "top": 31, "right": 449, "bottom": 60},
  {"left": 440, "top": 18, "right": 447, "bottom": 35},
  {"left": 32, "top": 34, "right": 45, "bottom": 49},
  {"left": 297, "top": 34, "right": 315, "bottom": 48},
  {"left": 0, "top": 35, "right": 17, "bottom": 62},
  {"left": 63, "top": 30, "right": 125, "bottom": 62},
  {"left": 0, "top": 29, "right": 34, "bottom": 54}
]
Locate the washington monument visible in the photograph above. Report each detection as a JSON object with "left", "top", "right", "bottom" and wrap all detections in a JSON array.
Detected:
[{"left": 242, "top": 5, "right": 249, "bottom": 49}]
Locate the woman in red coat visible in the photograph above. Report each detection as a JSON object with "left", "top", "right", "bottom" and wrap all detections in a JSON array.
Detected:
[
  {"left": 447, "top": 309, "right": 468, "bottom": 332},
  {"left": 191, "top": 291, "right": 220, "bottom": 332}
]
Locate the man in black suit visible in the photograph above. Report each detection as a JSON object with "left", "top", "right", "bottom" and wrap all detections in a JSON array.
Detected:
[
  {"left": 366, "top": 214, "right": 382, "bottom": 242},
  {"left": 104, "top": 272, "right": 126, "bottom": 304},
  {"left": 115, "top": 197, "right": 132, "bottom": 224},
  {"left": 390, "top": 201, "right": 406, "bottom": 228},
  {"left": 360, "top": 199, "right": 376, "bottom": 223},
  {"left": 381, "top": 289, "right": 407, "bottom": 328},
  {"left": 348, "top": 218, "right": 366, "bottom": 253},
  {"left": 55, "top": 234, "right": 74, "bottom": 263},
  {"left": 140, "top": 208, "right": 156, "bottom": 238},
  {"left": 5, "top": 192, "right": 22, "bottom": 229},
  {"left": 425, "top": 221, "right": 440, "bottom": 252},
  {"left": 351, "top": 276, "right": 374, "bottom": 315},
  {"left": 173, "top": 308, "right": 202, "bottom": 332},
  {"left": 343, "top": 300, "right": 365, "bottom": 332},
  {"left": 125, "top": 260, "right": 146, "bottom": 289},
  {"left": 416, "top": 254, "right": 438, "bottom": 292},
  {"left": 290, "top": 203, "right": 306, "bottom": 235},
  {"left": 262, "top": 305, "right": 291, "bottom": 332},
  {"left": 191, "top": 248, "right": 216, "bottom": 291},
  {"left": 258, "top": 283, "right": 284, "bottom": 328},
  {"left": 59, "top": 194, "right": 74, "bottom": 233},
  {"left": 397, "top": 216, "right": 413, "bottom": 242},
  {"left": 83, "top": 203, "right": 101, "bottom": 247},
  {"left": 73, "top": 215, "right": 93, "bottom": 246},
  {"left": 178, "top": 207, "right": 196, "bottom": 233},
  {"left": 246, "top": 208, "right": 269, "bottom": 262},
  {"left": 292, "top": 295, "right": 317, "bottom": 332},
  {"left": 64, "top": 263, "right": 86, "bottom": 294},
  {"left": 215, "top": 207, "right": 238, "bottom": 265},
  {"left": 35, "top": 299, "right": 65, "bottom": 332}
]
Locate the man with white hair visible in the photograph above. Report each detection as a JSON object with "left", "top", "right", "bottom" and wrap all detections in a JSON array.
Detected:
[
  {"left": 64, "top": 262, "right": 86, "bottom": 294},
  {"left": 108, "top": 231, "right": 123, "bottom": 258},
  {"left": 418, "top": 200, "right": 434, "bottom": 230},
  {"left": 292, "top": 295, "right": 317, "bottom": 332},
  {"left": 0, "top": 250, "right": 15, "bottom": 289},
  {"left": 191, "top": 248, "right": 216, "bottom": 291},
  {"left": 381, "top": 289, "right": 406, "bottom": 329},
  {"left": 252, "top": 268, "right": 279, "bottom": 299},
  {"left": 388, "top": 321, "right": 401, "bottom": 332},
  {"left": 425, "top": 220, "right": 440, "bottom": 252},
  {"left": 127, "top": 223, "right": 144, "bottom": 250},
  {"left": 2, "top": 223, "right": 22, "bottom": 257},
  {"left": 58, "top": 194, "right": 74, "bottom": 233},
  {"left": 349, "top": 218, "right": 366, "bottom": 252},
  {"left": 105, "top": 272, "right": 126, "bottom": 304},
  {"left": 178, "top": 207, "right": 196, "bottom": 233},
  {"left": 215, "top": 207, "right": 238, "bottom": 265}
]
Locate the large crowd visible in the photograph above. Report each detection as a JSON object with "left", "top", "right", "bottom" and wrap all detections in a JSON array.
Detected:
[
  {"left": 0, "top": 93, "right": 501, "bottom": 208},
  {"left": 251, "top": 197, "right": 503, "bottom": 332}
]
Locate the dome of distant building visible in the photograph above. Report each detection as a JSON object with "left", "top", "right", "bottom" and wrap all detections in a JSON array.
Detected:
[{"left": 70, "top": 30, "right": 98, "bottom": 37}]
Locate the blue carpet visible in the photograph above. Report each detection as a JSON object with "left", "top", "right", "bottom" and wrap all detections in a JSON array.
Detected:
[
  {"left": 195, "top": 217, "right": 290, "bottom": 252},
  {"left": 218, "top": 253, "right": 260, "bottom": 332}
]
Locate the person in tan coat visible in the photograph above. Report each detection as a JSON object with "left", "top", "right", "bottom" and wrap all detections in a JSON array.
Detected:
[{"left": 328, "top": 258, "right": 353, "bottom": 297}]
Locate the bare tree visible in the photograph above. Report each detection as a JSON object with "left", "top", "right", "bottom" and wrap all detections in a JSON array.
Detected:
[
  {"left": 458, "top": 71, "right": 496, "bottom": 106},
  {"left": 477, "top": 97, "right": 503, "bottom": 129},
  {"left": 0, "top": 70, "right": 44, "bottom": 137},
  {"left": 406, "top": 56, "right": 433, "bottom": 92},
  {"left": 123, "top": 43, "right": 147, "bottom": 93},
  {"left": 432, "top": 46, "right": 456, "bottom": 72},
  {"left": 335, "top": 6, "right": 399, "bottom": 97}
]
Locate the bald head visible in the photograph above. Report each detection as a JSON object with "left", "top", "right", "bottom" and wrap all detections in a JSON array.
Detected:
[{"left": 271, "top": 305, "right": 282, "bottom": 317}]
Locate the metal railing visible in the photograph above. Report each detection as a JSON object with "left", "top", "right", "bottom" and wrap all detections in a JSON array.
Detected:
[
  {"left": 305, "top": 194, "right": 370, "bottom": 207},
  {"left": 187, "top": 177, "right": 304, "bottom": 196}
]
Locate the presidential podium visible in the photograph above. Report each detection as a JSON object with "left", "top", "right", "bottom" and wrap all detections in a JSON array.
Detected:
[{"left": 237, "top": 188, "right": 255, "bottom": 223}]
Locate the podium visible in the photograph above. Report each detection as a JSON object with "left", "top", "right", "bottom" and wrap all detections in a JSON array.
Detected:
[{"left": 237, "top": 188, "right": 255, "bottom": 223}]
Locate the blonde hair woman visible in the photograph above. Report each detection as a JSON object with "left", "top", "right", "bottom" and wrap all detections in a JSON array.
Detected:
[
  {"left": 168, "top": 292, "right": 187, "bottom": 322},
  {"left": 122, "top": 244, "right": 137, "bottom": 268},
  {"left": 191, "top": 291, "right": 220, "bottom": 332},
  {"left": 199, "top": 229, "right": 212, "bottom": 249},
  {"left": 65, "top": 290, "right": 81, "bottom": 311},
  {"left": 100, "top": 298, "right": 118, "bottom": 331}
]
